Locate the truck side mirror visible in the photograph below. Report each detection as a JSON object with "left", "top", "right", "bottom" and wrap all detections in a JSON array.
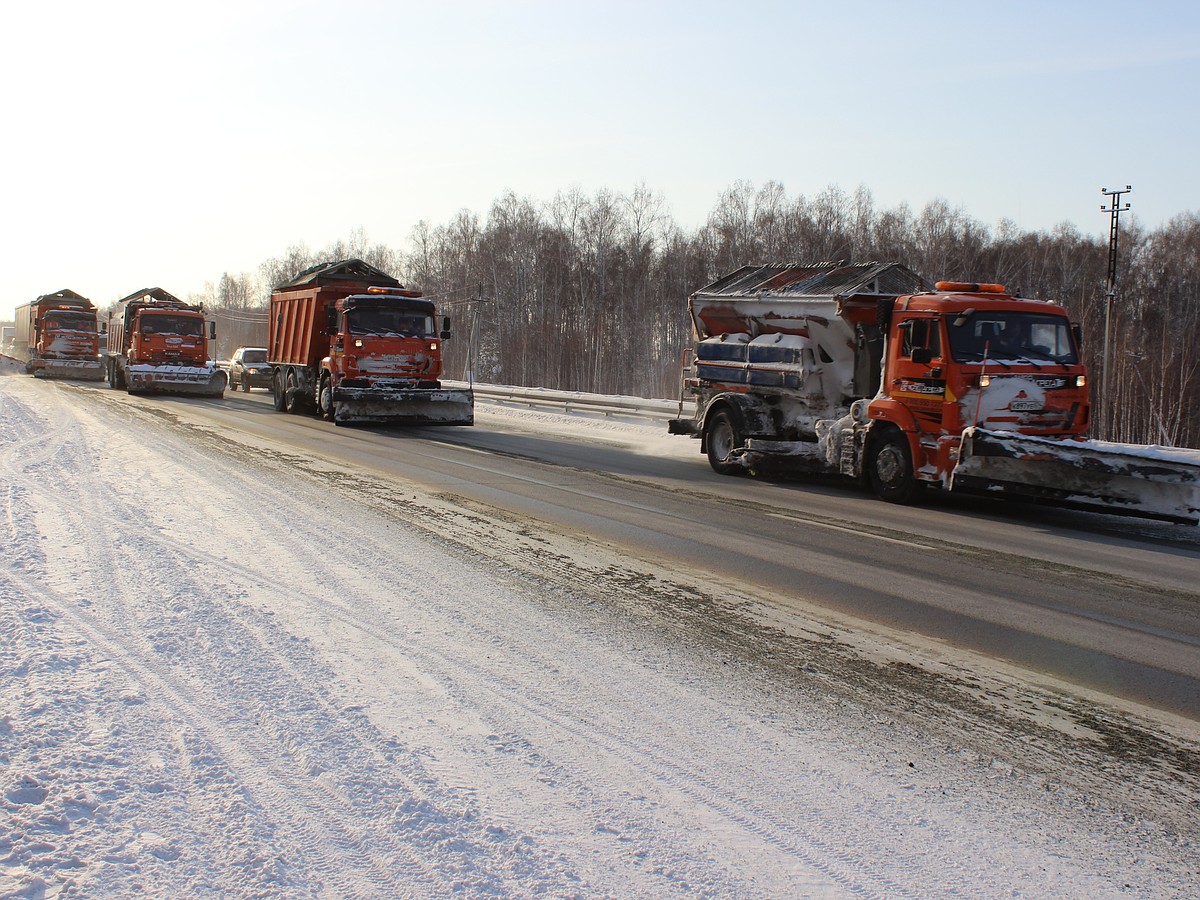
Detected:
[
  {"left": 911, "top": 348, "right": 933, "bottom": 365},
  {"left": 1072, "top": 323, "right": 1083, "bottom": 350},
  {"left": 209, "top": 321, "right": 217, "bottom": 340},
  {"left": 327, "top": 308, "right": 339, "bottom": 334},
  {"left": 440, "top": 316, "right": 451, "bottom": 340}
]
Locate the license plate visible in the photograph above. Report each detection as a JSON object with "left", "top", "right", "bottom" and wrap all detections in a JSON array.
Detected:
[{"left": 1010, "top": 400, "right": 1042, "bottom": 411}]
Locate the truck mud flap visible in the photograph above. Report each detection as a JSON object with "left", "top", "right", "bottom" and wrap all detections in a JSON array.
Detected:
[
  {"left": 333, "top": 388, "right": 474, "bottom": 426},
  {"left": 951, "top": 428, "right": 1200, "bottom": 524}
]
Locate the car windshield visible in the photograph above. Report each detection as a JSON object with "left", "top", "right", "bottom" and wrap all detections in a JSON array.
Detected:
[
  {"left": 142, "top": 315, "right": 203, "bottom": 336},
  {"left": 242, "top": 350, "right": 268, "bottom": 363},
  {"left": 347, "top": 308, "right": 432, "bottom": 337},
  {"left": 946, "top": 311, "right": 1077, "bottom": 365}
]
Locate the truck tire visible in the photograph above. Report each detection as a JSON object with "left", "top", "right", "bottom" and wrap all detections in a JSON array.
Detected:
[
  {"left": 272, "top": 370, "right": 287, "bottom": 411},
  {"left": 705, "top": 409, "right": 746, "bottom": 476},
  {"left": 868, "top": 429, "right": 917, "bottom": 503},
  {"left": 285, "top": 370, "right": 302, "bottom": 413},
  {"left": 318, "top": 374, "right": 335, "bottom": 422}
]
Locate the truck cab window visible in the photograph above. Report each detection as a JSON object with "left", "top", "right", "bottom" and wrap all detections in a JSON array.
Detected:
[{"left": 901, "top": 319, "right": 940, "bottom": 358}]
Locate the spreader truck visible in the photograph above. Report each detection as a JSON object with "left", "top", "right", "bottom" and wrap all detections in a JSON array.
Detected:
[
  {"left": 106, "top": 288, "right": 226, "bottom": 396},
  {"left": 12, "top": 289, "right": 104, "bottom": 380},
  {"left": 268, "top": 258, "right": 473, "bottom": 425},
  {"left": 669, "top": 262, "right": 1200, "bottom": 523}
]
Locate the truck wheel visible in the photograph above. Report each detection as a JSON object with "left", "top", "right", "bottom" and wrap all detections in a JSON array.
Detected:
[
  {"left": 868, "top": 430, "right": 917, "bottom": 503},
  {"left": 318, "top": 375, "right": 335, "bottom": 422},
  {"left": 272, "top": 371, "right": 287, "bottom": 411},
  {"left": 705, "top": 409, "right": 745, "bottom": 476},
  {"left": 285, "top": 371, "right": 303, "bottom": 414}
]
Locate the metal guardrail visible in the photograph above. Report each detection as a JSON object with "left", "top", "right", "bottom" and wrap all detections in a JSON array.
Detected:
[{"left": 445, "top": 381, "right": 679, "bottom": 422}]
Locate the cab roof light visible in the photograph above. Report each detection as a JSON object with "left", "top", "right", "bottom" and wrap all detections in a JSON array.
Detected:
[
  {"left": 366, "top": 285, "right": 424, "bottom": 298},
  {"left": 935, "top": 281, "right": 1007, "bottom": 294}
]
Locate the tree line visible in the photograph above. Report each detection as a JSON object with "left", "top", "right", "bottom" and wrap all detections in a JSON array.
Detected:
[{"left": 193, "top": 182, "right": 1200, "bottom": 449}]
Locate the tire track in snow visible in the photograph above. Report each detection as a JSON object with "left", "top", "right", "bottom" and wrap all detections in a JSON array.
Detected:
[
  {"left": 0, "top": 394, "right": 436, "bottom": 896},
  {"left": 1, "top": 382, "right": 594, "bottom": 897}
]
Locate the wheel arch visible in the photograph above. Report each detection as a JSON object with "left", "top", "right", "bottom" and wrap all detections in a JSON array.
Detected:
[{"left": 699, "top": 393, "right": 774, "bottom": 453}]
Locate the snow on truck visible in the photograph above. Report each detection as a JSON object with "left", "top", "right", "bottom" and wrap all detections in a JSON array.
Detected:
[
  {"left": 669, "top": 261, "right": 1200, "bottom": 523},
  {"left": 12, "top": 289, "right": 104, "bottom": 380},
  {"left": 268, "top": 258, "right": 473, "bottom": 426},
  {"left": 105, "top": 288, "right": 226, "bottom": 396}
]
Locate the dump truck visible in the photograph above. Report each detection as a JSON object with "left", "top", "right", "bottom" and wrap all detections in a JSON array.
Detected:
[
  {"left": 106, "top": 288, "right": 226, "bottom": 396},
  {"left": 11, "top": 289, "right": 105, "bottom": 379},
  {"left": 268, "top": 258, "right": 473, "bottom": 425},
  {"left": 669, "top": 261, "right": 1200, "bottom": 523}
]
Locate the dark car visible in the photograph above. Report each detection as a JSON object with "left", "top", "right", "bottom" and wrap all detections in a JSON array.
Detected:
[{"left": 229, "top": 347, "right": 272, "bottom": 392}]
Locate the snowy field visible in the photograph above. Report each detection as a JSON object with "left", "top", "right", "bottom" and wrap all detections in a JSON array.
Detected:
[{"left": 2, "top": 364, "right": 1198, "bottom": 898}]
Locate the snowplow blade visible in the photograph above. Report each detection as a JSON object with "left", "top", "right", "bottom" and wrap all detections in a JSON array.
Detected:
[
  {"left": 333, "top": 387, "right": 474, "bottom": 426},
  {"left": 951, "top": 428, "right": 1200, "bottom": 524},
  {"left": 32, "top": 360, "right": 106, "bottom": 381},
  {"left": 126, "top": 365, "right": 227, "bottom": 397}
]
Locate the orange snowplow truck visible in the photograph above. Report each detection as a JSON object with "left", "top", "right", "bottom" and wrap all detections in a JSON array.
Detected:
[
  {"left": 106, "top": 288, "right": 226, "bottom": 397},
  {"left": 12, "top": 289, "right": 104, "bottom": 380},
  {"left": 669, "top": 262, "right": 1200, "bottom": 523},
  {"left": 268, "top": 258, "right": 473, "bottom": 425}
]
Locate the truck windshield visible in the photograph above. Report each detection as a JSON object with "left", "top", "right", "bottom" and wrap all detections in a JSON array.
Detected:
[
  {"left": 141, "top": 315, "right": 203, "bottom": 336},
  {"left": 947, "top": 311, "right": 1077, "bottom": 365},
  {"left": 348, "top": 308, "right": 433, "bottom": 337},
  {"left": 43, "top": 313, "right": 94, "bottom": 331}
]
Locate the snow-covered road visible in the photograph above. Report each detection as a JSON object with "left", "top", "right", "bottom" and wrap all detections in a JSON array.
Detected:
[{"left": 2, "top": 368, "right": 1197, "bottom": 898}]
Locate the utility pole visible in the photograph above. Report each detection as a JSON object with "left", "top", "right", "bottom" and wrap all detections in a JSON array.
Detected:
[
  {"left": 1099, "top": 185, "right": 1131, "bottom": 440},
  {"left": 462, "top": 285, "right": 488, "bottom": 384}
]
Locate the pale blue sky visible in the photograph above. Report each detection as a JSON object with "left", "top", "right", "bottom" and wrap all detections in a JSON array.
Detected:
[{"left": 3, "top": 0, "right": 1197, "bottom": 319}]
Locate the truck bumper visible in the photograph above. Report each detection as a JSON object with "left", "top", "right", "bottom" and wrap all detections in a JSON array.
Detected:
[
  {"left": 333, "top": 386, "right": 474, "bottom": 425},
  {"left": 951, "top": 428, "right": 1200, "bottom": 524},
  {"left": 127, "top": 365, "right": 227, "bottom": 397}
]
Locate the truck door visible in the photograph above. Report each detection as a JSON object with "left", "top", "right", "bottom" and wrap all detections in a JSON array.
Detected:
[{"left": 890, "top": 316, "right": 946, "bottom": 434}]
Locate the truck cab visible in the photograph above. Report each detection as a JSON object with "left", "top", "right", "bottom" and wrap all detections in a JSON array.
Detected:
[
  {"left": 106, "top": 288, "right": 225, "bottom": 396},
  {"left": 13, "top": 290, "right": 105, "bottom": 380},
  {"left": 128, "top": 309, "right": 210, "bottom": 367},
  {"left": 866, "top": 283, "right": 1089, "bottom": 499}
]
